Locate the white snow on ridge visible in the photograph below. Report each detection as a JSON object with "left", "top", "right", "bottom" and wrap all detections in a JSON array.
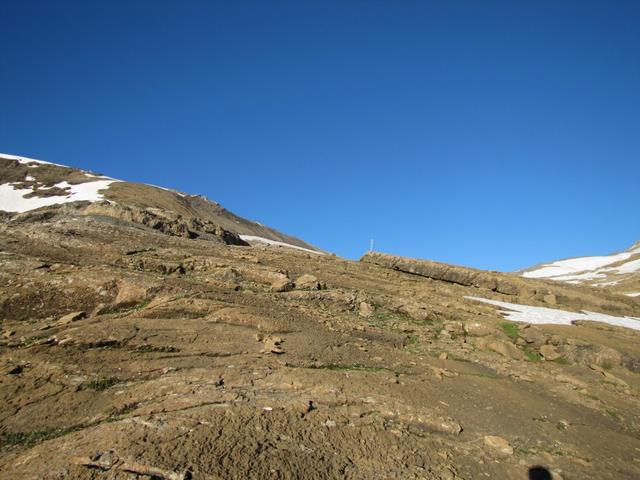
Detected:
[
  {"left": 0, "top": 180, "right": 119, "bottom": 213},
  {"left": 606, "top": 258, "right": 640, "bottom": 275},
  {"left": 522, "top": 244, "right": 640, "bottom": 284},
  {"left": 626, "top": 292, "right": 640, "bottom": 297},
  {"left": 466, "top": 296, "right": 640, "bottom": 332},
  {"left": 522, "top": 251, "right": 636, "bottom": 279},
  {"left": 239, "top": 235, "right": 323, "bottom": 255}
]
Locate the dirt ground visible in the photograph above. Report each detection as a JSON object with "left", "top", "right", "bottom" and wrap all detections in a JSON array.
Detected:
[{"left": 1, "top": 207, "right": 640, "bottom": 479}]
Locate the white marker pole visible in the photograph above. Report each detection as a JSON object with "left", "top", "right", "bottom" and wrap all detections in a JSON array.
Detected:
[{"left": 370, "top": 239, "right": 374, "bottom": 252}]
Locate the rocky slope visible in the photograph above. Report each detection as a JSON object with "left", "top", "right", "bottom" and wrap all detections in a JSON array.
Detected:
[
  {"left": 1, "top": 155, "right": 640, "bottom": 479},
  {"left": 0, "top": 153, "right": 322, "bottom": 254},
  {"left": 520, "top": 242, "right": 640, "bottom": 297}
]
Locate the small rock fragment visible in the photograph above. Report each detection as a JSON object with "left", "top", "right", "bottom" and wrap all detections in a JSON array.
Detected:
[
  {"left": 261, "top": 336, "right": 284, "bottom": 354},
  {"left": 58, "top": 311, "right": 87, "bottom": 324},
  {"left": 358, "top": 302, "right": 374, "bottom": 317},
  {"left": 484, "top": 435, "right": 513, "bottom": 456}
]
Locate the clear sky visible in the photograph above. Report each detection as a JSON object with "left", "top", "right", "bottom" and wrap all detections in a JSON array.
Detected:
[{"left": 1, "top": 1, "right": 639, "bottom": 270}]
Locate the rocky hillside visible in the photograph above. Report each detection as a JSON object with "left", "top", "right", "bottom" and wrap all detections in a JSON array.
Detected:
[
  {"left": 1, "top": 155, "right": 640, "bottom": 479},
  {"left": 520, "top": 242, "right": 640, "bottom": 297},
  {"left": 0, "top": 153, "right": 322, "bottom": 254}
]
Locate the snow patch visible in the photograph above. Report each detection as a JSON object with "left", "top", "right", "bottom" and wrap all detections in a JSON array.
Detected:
[
  {"left": 606, "top": 258, "right": 640, "bottom": 275},
  {"left": 0, "top": 179, "right": 119, "bottom": 213},
  {"left": 625, "top": 292, "right": 640, "bottom": 298},
  {"left": 522, "top": 251, "right": 635, "bottom": 279},
  {"left": 466, "top": 296, "right": 640, "bottom": 332},
  {"left": 239, "top": 235, "right": 323, "bottom": 255}
]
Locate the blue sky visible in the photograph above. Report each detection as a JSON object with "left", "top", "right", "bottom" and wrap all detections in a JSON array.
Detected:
[{"left": 1, "top": 1, "right": 638, "bottom": 270}]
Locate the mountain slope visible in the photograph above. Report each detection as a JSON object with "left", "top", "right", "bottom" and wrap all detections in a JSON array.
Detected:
[
  {"left": 1, "top": 217, "right": 639, "bottom": 479},
  {"left": 2, "top": 154, "right": 640, "bottom": 479},
  {"left": 0, "top": 153, "right": 323, "bottom": 254},
  {"left": 520, "top": 242, "right": 640, "bottom": 296}
]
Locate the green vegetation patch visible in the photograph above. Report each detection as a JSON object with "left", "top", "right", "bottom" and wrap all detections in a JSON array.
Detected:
[
  {"left": 368, "top": 306, "right": 421, "bottom": 328},
  {"left": 81, "top": 376, "right": 119, "bottom": 391},
  {"left": 499, "top": 322, "right": 519, "bottom": 341},
  {"left": 133, "top": 344, "right": 179, "bottom": 353},
  {"left": 523, "top": 347, "right": 542, "bottom": 362},
  {"left": 305, "top": 363, "right": 385, "bottom": 372},
  {"left": 1, "top": 424, "right": 87, "bottom": 449},
  {"left": 601, "top": 361, "right": 614, "bottom": 371},
  {"left": 102, "top": 299, "right": 151, "bottom": 316}
]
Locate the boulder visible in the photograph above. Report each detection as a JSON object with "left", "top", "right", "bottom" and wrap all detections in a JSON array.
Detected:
[
  {"left": 559, "top": 343, "right": 622, "bottom": 368},
  {"left": 271, "top": 278, "right": 294, "bottom": 293},
  {"left": 261, "top": 336, "right": 284, "bottom": 354},
  {"left": 519, "top": 325, "right": 548, "bottom": 348},
  {"left": 443, "top": 321, "right": 465, "bottom": 336},
  {"left": 396, "top": 303, "right": 431, "bottom": 322},
  {"left": 464, "top": 321, "right": 494, "bottom": 337},
  {"left": 295, "top": 274, "right": 322, "bottom": 290},
  {"left": 540, "top": 344, "right": 562, "bottom": 361},
  {"left": 473, "top": 337, "right": 522, "bottom": 359}
]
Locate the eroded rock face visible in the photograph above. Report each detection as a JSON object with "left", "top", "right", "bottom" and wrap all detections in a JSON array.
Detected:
[
  {"left": 361, "top": 251, "right": 532, "bottom": 296},
  {"left": 360, "top": 251, "right": 639, "bottom": 316},
  {"left": 83, "top": 202, "right": 249, "bottom": 245}
]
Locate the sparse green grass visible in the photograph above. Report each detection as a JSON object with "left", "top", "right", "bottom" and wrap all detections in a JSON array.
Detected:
[
  {"left": 552, "top": 357, "right": 570, "bottom": 365},
  {"left": 305, "top": 363, "right": 385, "bottom": 372},
  {"left": 447, "top": 353, "right": 472, "bottom": 363},
  {"left": 605, "top": 409, "right": 622, "bottom": 420},
  {"left": 499, "top": 322, "right": 519, "bottom": 341},
  {"left": 469, "top": 372, "right": 501, "bottom": 379},
  {"left": 368, "top": 309, "right": 394, "bottom": 327},
  {"left": 133, "top": 344, "right": 179, "bottom": 353},
  {"left": 106, "top": 403, "right": 139, "bottom": 422},
  {"left": 402, "top": 335, "right": 427, "bottom": 355},
  {"left": 404, "top": 334, "right": 419, "bottom": 347},
  {"left": 17, "top": 336, "right": 41, "bottom": 348},
  {"left": 368, "top": 308, "right": 423, "bottom": 328},
  {"left": 81, "top": 377, "right": 119, "bottom": 391},
  {"left": 103, "top": 299, "right": 150, "bottom": 316},
  {"left": 1, "top": 424, "right": 87, "bottom": 449},
  {"left": 523, "top": 347, "right": 542, "bottom": 362},
  {"left": 516, "top": 446, "right": 538, "bottom": 456},
  {"left": 601, "top": 361, "right": 614, "bottom": 371}
]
